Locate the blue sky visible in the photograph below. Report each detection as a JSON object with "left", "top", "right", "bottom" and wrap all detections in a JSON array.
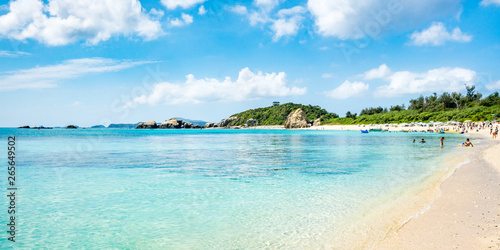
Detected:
[{"left": 1, "top": 0, "right": 500, "bottom": 127}]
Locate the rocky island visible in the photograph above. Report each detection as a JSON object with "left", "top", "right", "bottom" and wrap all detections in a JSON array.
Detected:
[{"left": 136, "top": 103, "right": 338, "bottom": 129}]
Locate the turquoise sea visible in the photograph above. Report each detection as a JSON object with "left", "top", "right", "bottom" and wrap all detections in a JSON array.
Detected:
[{"left": 0, "top": 128, "right": 472, "bottom": 249}]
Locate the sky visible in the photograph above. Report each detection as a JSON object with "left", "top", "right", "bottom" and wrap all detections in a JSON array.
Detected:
[{"left": 0, "top": 0, "right": 500, "bottom": 127}]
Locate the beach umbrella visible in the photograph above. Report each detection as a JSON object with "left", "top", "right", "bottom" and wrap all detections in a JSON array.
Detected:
[{"left": 464, "top": 120, "right": 472, "bottom": 123}]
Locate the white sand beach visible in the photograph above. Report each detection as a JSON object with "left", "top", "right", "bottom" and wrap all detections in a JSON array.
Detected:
[{"left": 375, "top": 128, "right": 500, "bottom": 249}]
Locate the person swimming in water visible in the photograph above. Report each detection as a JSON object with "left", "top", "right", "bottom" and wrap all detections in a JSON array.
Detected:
[
  {"left": 419, "top": 138, "right": 426, "bottom": 143},
  {"left": 462, "top": 138, "right": 474, "bottom": 147}
]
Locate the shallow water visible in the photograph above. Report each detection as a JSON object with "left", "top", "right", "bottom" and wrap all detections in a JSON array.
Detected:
[{"left": 0, "top": 128, "right": 471, "bottom": 248}]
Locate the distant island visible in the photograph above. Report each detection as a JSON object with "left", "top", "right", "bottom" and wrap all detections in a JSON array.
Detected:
[{"left": 107, "top": 123, "right": 141, "bottom": 129}]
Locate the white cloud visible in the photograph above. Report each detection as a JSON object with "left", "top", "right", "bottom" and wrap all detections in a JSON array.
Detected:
[
  {"left": 409, "top": 22, "right": 472, "bottom": 46},
  {"left": 198, "top": 5, "right": 207, "bottom": 15},
  {"left": 125, "top": 67, "right": 307, "bottom": 106},
  {"left": 161, "top": 0, "right": 206, "bottom": 9},
  {"left": 169, "top": 13, "right": 193, "bottom": 27},
  {"left": 362, "top": 64, "right": 391, "bottom": 80},
  {"left": 232, "top": 3, "right": 306, "bottom": 41},
  {"left": 368, "top": 65, "right": 478, "bottom": 97},
  {"left": 307, "top": 0, "right": 462, "bottom": 39},
  {"left": 480, "top": 0, "right": 500, "bottom": 6},
  {"left": 149, "top": 8, "right": 165, "bottom": 20},
  {"left": 0, "top": 50, "right": 30, "bottom": 57},
  {"left": 486, "top": 80, "right": 500, "bottom": 90},
  {"left": 230, "top": 5, "right": 248, "bottom": 15},
  {"left": 0, "top": 58, "right": 154, "bottom": 91},
  {"left": 324, "top": 80, "right": 369, "bottom": 99},
  {"left": 0, "top": 0, "right": 163, "bottom": 46},
  {"left": 248, "top": 11, "right": 269, "bottom": 26},
  {"left": 271, "top": 6, "right": 306, "bottom": 41}
]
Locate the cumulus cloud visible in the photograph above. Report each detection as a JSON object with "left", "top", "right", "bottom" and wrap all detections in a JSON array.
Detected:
[
  {"left": 409, "top": 22, "right": 472, "bottom": 46},
  {"left": 169, "top": 13, "right": 193, "bottom": 27},
  {"left": 198, "top": 5, "right": 207, "bottom": 15},
  {"left": 161, "top": 0, "right": 206, "bottom": 9},
  {"left": 0, "top": 58, "right": 154, "bottom": 91},
  {"left": 0, "top": 0, "right": 163, "bottom": 46},
  {"left": 367, "top": 65, "right": 478, "bottom": 97},
  {"left": 362, "top": 64, "right": 391, "bottom": 80},
  {"left": 307, "top": 0, "right": 462, "bottom": 39},
  {"left": 486, "top": 80, "right": 500, "bottom": 90},
  {"left": 480, "top": 0, "right": 500, "bottom": 6},
  {"left": 125, "top": 67, "right": 307, "bottom": 106},
  {"left": 231, "top": 2, "right": 306, "bottom": 41},
  {"left": 271, "top": 6, "right": 306, "bottom": 41},
  {"left": 0, "top": 50, "right": 30, "bottom": 57},
  {"left": 324, "top": 80, "right": 369, "bottom": 99}
]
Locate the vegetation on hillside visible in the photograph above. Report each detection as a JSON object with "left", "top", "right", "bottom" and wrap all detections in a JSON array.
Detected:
[
  {"left": 230, "top": 103, "right": 339, "bottom": 126},
  {"left": 324, "top": 88, "right": 500, "bottom": 125}
]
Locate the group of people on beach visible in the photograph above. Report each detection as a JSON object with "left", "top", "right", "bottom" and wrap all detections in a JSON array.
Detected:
[{"left": 412, "top": 137, "right": 473, "bottom": 147}]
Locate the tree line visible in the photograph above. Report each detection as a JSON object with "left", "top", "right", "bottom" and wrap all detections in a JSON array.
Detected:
[{"left": 327, "top": 88, "right": 500, "bottom": 124}]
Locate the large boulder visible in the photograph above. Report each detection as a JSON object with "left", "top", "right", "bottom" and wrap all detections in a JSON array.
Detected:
[
  {"left": 203, "top": 122, "right": 218, "bottom": 128},
  {"left": 181, "top": 121, "right": 193, "bottom": 128},
  {"left": 136, "top": 121, "right": 158, "bottom": 129},
  {"left": 246, "top": 118, "right": 258, "bottom": 126},
  {"left": 285, "top": 108, "right": 311, "bottom": 129},
  {"left": 312, "top": 118, "right": 321, "bottom": 126},
  {"left": 160, "top": 118, "right": 182, "bottom": 129},
  {"left": 218, "top": 116, "right": 239, "bottom": 127}
]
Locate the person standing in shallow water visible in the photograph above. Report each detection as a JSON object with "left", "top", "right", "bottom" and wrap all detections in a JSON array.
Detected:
[{"left": 440, "top": 137, "right": 445, "bottom": 147}]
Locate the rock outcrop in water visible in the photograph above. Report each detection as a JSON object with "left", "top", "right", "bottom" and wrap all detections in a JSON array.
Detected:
[
  {"left": 136, "top": 121, "right": 158, "bottom": 129},
  {"left": 159, "top": 118, "right": 199, "bottom": 129},
  {"left": 203, "top": 122, "right": 218, "bottom": 128},
  {"left": 285, "top": 108, "right": 311, "bottom": 129},
  {"left": 160, "top": 118, "right": 182, "bottom": 128},
  {"left": 218, "top": 116, "right": 239, "bottom": 128},
  {"left": 136, "top": 119, "right": 202, "bottom": 129}
]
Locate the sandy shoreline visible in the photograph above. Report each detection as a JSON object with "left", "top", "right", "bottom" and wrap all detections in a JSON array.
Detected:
[{"left": 375, "top": 129, "right": 500, "bottom": 249}]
